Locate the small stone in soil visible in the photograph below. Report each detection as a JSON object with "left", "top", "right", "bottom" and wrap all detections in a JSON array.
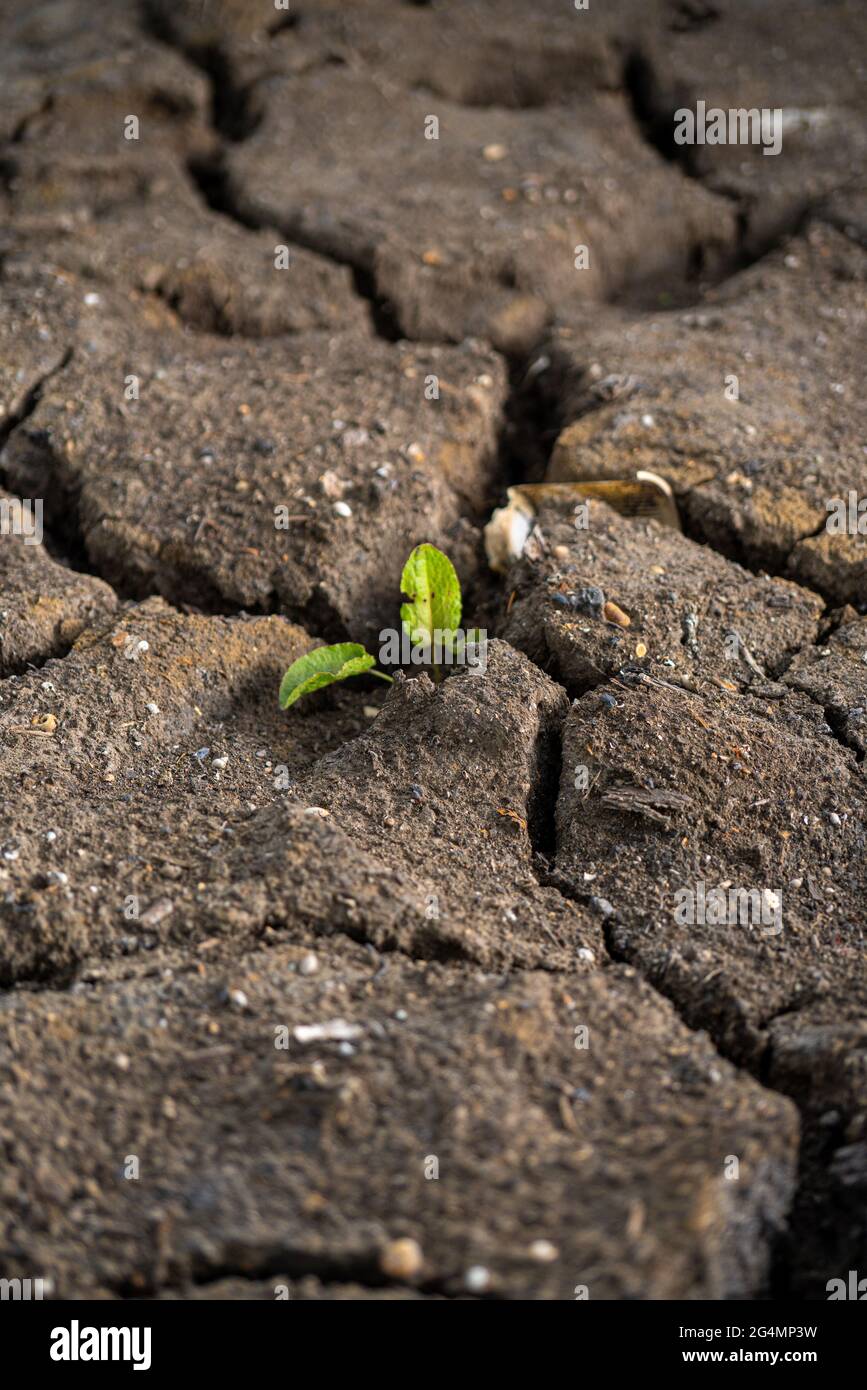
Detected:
[{"left": 379, "top": 1237, "right": 424, "bottom": 1281}]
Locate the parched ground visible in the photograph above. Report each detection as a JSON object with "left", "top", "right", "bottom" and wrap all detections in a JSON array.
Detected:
[{"left": 0, "top": 0, "right": 864, "bottom": 1301}]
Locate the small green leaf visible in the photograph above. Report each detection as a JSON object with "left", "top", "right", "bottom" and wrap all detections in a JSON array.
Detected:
[
  {"left": 399, "top": 544, "right": 461, "bottom": 648},
  {"left": 279, "top": 643, "right": 385, "bottom": 710}
]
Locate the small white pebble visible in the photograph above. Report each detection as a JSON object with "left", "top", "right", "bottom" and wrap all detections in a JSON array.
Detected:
[
  {"left": 212, "top": 755, "right": 229, "bottom": 770},
  {"left": 528, "top": 1239, "right": 559, "bottom": 1263},
  {"left": 464, "top": 1266, "right": 492, "bottom": 1293},
  {"left": 318, "top": 469, "right": 345, "bottom": 498},
  {"left": 394, "top": 1009, "right": 408, "bottom": 1021},
  {"left": 828, "top": 812, "right": 842, "bottom": 827},
  {"left": 227, "top": 988, "right": 249, "bottom": 1010},
  {"left": 145, "top": 702, "right": 160, "bottom": 715},
  {"left": 84, "top": 292, "right": 101, "bottom": 306},
  {"left": 299, "top": 952, "right": 319, "bottom": 977},
  {"left": 333, "top": 501, "right": 352, "bottom": 518}
]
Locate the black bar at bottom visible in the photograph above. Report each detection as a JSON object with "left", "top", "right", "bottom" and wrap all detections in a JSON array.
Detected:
[{"left": 0, "top": 1298, "right": 862, "bottom": 1376}]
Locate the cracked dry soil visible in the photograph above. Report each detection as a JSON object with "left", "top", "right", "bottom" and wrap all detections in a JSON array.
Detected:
[{"left": 0, "top": 0, "right": 864, "bottom": 1303}]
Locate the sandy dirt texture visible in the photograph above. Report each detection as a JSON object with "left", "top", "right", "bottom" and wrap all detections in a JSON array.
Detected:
[{"left": 0, "top": 0, "right": 865, "bottom": 1302}]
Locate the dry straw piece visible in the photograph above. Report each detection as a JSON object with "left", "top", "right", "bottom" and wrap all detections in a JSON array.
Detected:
[{"left": 484, "top": 472, "right": 680, "bottom": 572}]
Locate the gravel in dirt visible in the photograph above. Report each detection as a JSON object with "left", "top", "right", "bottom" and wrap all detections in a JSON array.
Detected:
[
  {"left": 0, "top": 256, "right": 506, "bottom": 640},
  {"left": 0, "top": 939, "right": 797, "bottom": 1300},
  {"left": 783, "top": 613, "right": 867, "bottom": 757},
  {"left": 0, "top": 0, "right": 212, "bottom": 157},
  {"left": 629, "top": 0, "right": 867, "bottom": 258},
  {"left": 0, "top": 598, "right": 370, "bottom": 984},
  {"left": 0, "top": 491, "right": 117, "bottom": 674},
  {"left": 545, "top": 225, "right": 867, "bottom": 604},
  {"left": 555, "top": 678, "right": 867, "bottom": 1293},
  {"left": 3, "top": 158, "right": 372, "bottom": 340},
  {"left": 500, "top": 498, "right": 825, "bottom": 693},
  {"left": 221, "top": 40, "right": 737, "bottom": 351},
  {"left": 556, "top": 680, "right": 867, "bottom": 1066}
]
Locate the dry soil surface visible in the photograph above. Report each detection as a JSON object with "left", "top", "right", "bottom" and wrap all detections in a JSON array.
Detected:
[{"left": 0, "top": 0, "right": 865, "bottom": 1301}]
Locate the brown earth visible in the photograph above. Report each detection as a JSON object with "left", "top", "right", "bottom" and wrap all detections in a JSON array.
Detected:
[{"left": 0, "top": 0, "right": 865, "bottom": 1302}]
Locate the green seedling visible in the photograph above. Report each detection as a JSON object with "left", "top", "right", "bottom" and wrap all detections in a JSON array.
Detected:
[
  {"left": 279, "top": 543, "right": 475, "bottom": 709},
  {"left": 399, "top": 542, "right": 461, "bottom": 649},
  {"left": 278, "top": 642, "right": 392, "bottom": 710}
]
